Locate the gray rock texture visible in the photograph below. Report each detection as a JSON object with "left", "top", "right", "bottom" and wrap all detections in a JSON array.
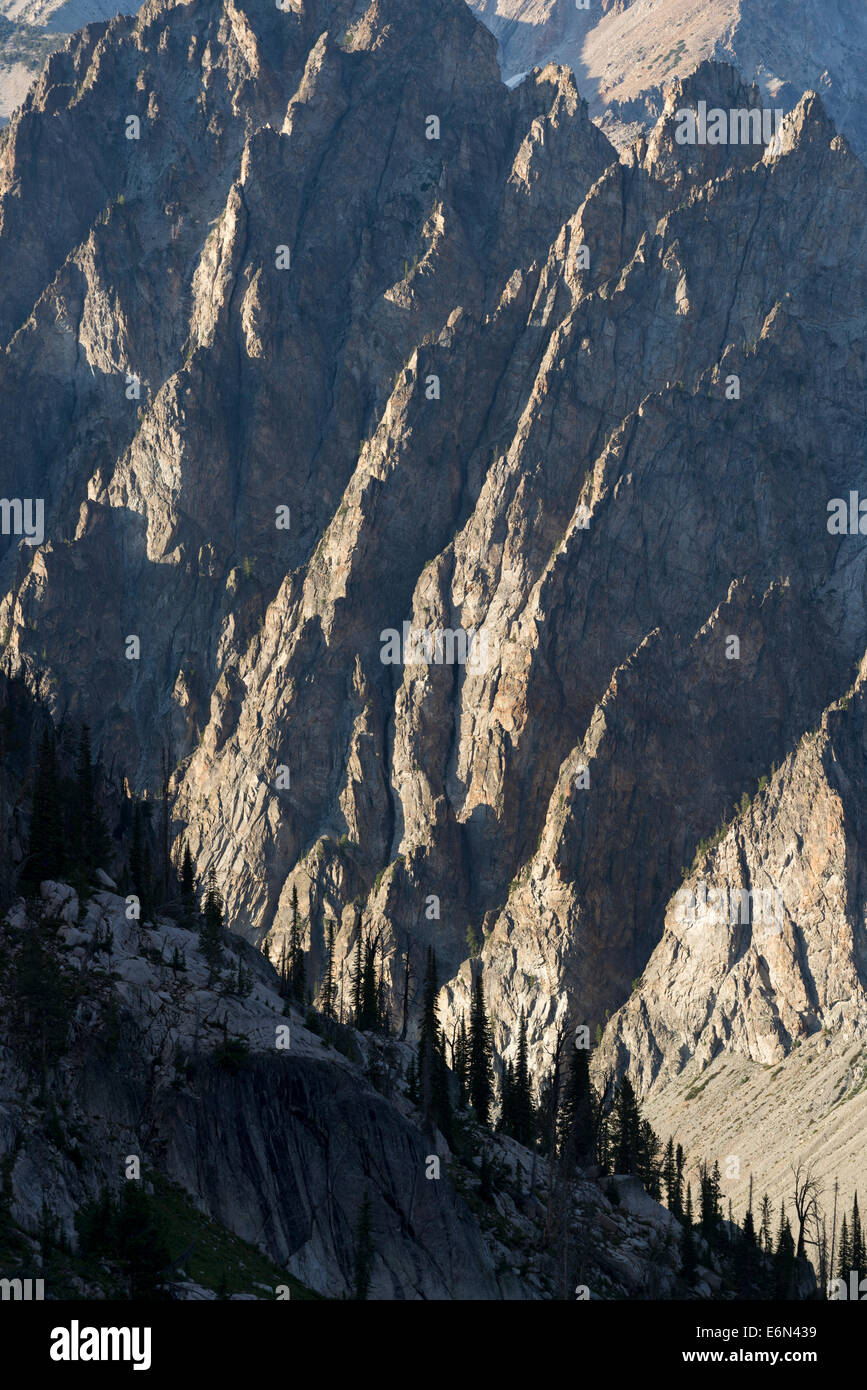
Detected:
[{"left": 0, "top": 0, "right": 864, "bottom": 1251}]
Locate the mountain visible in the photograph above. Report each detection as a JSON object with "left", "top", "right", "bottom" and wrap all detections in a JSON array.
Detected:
[
  {"left": 0, "top": 0, "right": 139, "bottom": 122},
  {"left": 0, "top": 0, "right": 865, "bottom": 1287},
  {"left": 597, "top": 660, "right": 867, "bottom": 1226},
  {"left": 469, "top": 0, "right": 867, "bottom": 156},
  {"left": 0, "top": 876, "right": 698, "bottom": 1299}
]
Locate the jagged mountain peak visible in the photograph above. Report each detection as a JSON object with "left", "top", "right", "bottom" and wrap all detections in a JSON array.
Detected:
[{"left": 0, "top": 0, "right": 864, "bottom": 1283}]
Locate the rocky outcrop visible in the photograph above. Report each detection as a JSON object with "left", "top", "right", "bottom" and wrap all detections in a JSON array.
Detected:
[
  {"left": 0, "top": 0, "right": 866, "bottom": 1248},
  {"left": 594, "top": 658, "right": 867, "bottom": 1219},
  {"left": 469, "top": 0, "right": 867, "bottom": 159},
  {"left": 0, "top": 880, "right": 688, "bottom": 1299}
]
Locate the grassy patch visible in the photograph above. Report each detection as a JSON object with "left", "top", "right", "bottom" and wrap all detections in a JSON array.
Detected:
[{"left": 147, "top": 1173, "right": 320, "bottom": 1299}]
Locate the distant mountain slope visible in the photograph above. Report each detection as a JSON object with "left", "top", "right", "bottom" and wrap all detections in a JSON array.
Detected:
[
  {"left": 595, "top": 660, "right": 867, "bottom": 1222},
  {"left": 469, "top": 0, "right": 867, "bottom": 154},
  {"left": 0, "top": 0, "right": 140, "bottom": 122}
]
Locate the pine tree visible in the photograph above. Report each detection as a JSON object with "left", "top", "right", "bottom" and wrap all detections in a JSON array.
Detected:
[
  {"left": 453, "top": 1017, "right": 469, "bottom": 1105},
  {"left": 759, "top": 1192, "right": 773, "bottom": 1255},
  {"left": 662, "top": 1138, "right": 678, "bottom": 1214},
  {"left": 416, "top": 948, "right": 451, "bottom": 1137},
  {"left": 675, "top": 1145, "right": 685, "bottom": 1203},
  {"left": 557, "top": 1043, "right": 595, "bottom": 1169},
  {"left": 851, "top": 1193, "right": 864, "bottom": 1283},
  {"left": 511, "top": 1010, "right": 534, "bottom": 1147},
  {"left": 235, "top": 956, "right": 251, "bottom": 997},
  {"left": 358, "top": 934, "right": 380, "bottom": 1031},
  {"left": 638, "top": 1118, "right": 661, "bottom": 1199},
  {"left": 743, "top": 1203, "right": 757, "bottom": 1246},
  {"left": 681, "top": 1182, "right": 698, "bottom": 1283},
  {"left": 498, "top": 1058, "right": 514, "bottom": 1135},
  {"left": 141, "top": 837, "right": 153, "bottom": 922},
  {"left": 837, "top": 1213, "right": 851, "bottom": 1281},
  {"left": 75, "top": 725, "right": 111, "bottom": 880},
  {"left": 179, "top": 844, "right": 196, "bottom": 928},
  {"left": 278, "top": 935, "right": 289, "bottom": 996},
  {"left": 350, "top": 929, "right": 363, "bottom": 1024},
  {"left": 406, "top": 1052, "right": 419, "bottom": 1105},
  {"left": 319, "top": 919, "right": 336, "bottom": 1019},
  {"left": 288, "top": 886, "right": 306, "bottom": 1005},
  {"left": 595, "top": 1102, "right": 611, "bottom": 1174},
  {"left": 735, "top": 1196, "right": 762, "bottom": 1297},
  {"left": 775, "top": 1206, "right": 796, "bottom": 1298},
  {"left": 199, "top": 866, "right": 224, "bottom": 977},
  {"left": 468, "top": 972, "right": 493, "bottom": 1125},
  {"left": 699, "top": 1159, "right": 722, "bottom": 1243},
  {"left": 129, "top": 803, "right": 144, "bottom": 901},
  {"left": 612, "top": 1075, "right": 642, "bottom": 1175},
  {"left": 22, "top": 731, "right": 64, "bottom": 890}
]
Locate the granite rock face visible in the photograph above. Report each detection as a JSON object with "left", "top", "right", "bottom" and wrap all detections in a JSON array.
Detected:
[
  {"left": 594, "top": 662, "right": 867, "bottom": 1219},
  {"left": 0, "top": 0, "right": 866, "bottom": 1228},
  {"left": 469, "top": 0, "right": 867, "bottom": 158},
  {"left": 0, "top": 881, "right": 693, "bottom": 1299}
]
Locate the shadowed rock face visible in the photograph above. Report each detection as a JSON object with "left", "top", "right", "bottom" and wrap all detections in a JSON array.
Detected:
[
  {"left": 1, "top": 0, "right": 866, "bottom": 1220},
  {"left": 0, "top": 882, "right": 511, "bottom": 1299},
  {"left": 0, "top": 882, "right": 695, "bottom": 1300}
]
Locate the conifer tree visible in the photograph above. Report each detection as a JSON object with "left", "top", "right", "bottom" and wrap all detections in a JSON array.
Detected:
[
  {"left": 350, "top": 929, "right": 364, "bottom": 1024},
  {"left": 179, "top": 844, "right": 196, "bottom": 928},
  {"left": 406, "top": 1052, "right": 419, "bottom": 1105},
  {"left": 416, "top": 948, "right": 451, "bottom": 1136},
  {"left": 320, "top": 919, "right": 336, "bottom": 1019},
  {"left": 638, "top": 1118, "right": 661, "bottom": 1199},
  {"left": 759, "top": 1192, "right": 773, "bottom": 1255},
  {"left": 837, "top": 1213, "right": 851, "bottom": 1281},
  {"left": 699, "top": 1159, "right": 722, "bottom": 1243},
  {"left": 235, "top": 955, "right": 251, "bottom": 997},
  {"left": 612, "top": 1075, "right": 642, "bottom": 1174},
  {"left": 662, "top": 1138, "right": 680, "bottom": 1215},
  {"left": 141, "top": 837, "right": 154, "bottom": 922},
  {"left": 22, "top": 731, "right": 64, "bottom": 890},
  {"left": 851, "top": 1192, "right": 864, "bottom": 1283},
  {"left": 468, "top": 972, "right": 493, "bottom": 1125},
  {"left": 557, "top": 1043, "right": 595, "bottom": 1169},
  {"left": 681, "top": 1182, "right": 698, "bottom": 1283},
  {"left": 453, "top": 1016, "right": 469, "bottom": 1106},
  {"left": 130, "top": 803, "right": 143, "bottom": 896},
  {"left": 75, "top": 725, "right": 111, "bottom": 880},
  {"left": 199, "top": 866, "right": 224, "bottom": 977},
  {"left": 498, "top": 1058, "right": 514, "bottom": 1135},
  {"left": 743, "top": 1203, "right": 757, "bottom": 1245},
  {"left": 278, "top": 935, "right": 289, "bottom": 997},
  {"left": 358, "top": 934, "right": 380, "bottom": 1031},
  {"left": 735, "top": 1202, "right": 762, "bottom": 1297},
  {"left": 511, "top": 1009, "right": 534, "bottom": 1147},
  {"left": 775, "top": 1205, "right": 796, "bottom": 1297},
  {"left": 595, "top": 1102, "right": 611, "bottom": 1174},
  {"left": 288, "top": 885, "right": 306, "bottom": 1005}
]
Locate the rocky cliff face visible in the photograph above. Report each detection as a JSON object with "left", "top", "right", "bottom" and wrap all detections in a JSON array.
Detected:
[
  {"left": 0, "top": 0, "right": 141, "bottom": 123},
  {"left": 0, "top": 880, "right": 694, "bottom": 1299},
  {"left": 470, "top": 0, "right": 867, "bottom": 157},
  {"left": 596, "top": 659, "right": 867, "bottom": 1219},
  {"left": 0, "top": 0, "right": 865, "bottom": 1242}
]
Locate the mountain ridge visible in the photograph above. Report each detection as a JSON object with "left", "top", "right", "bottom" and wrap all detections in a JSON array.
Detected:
[{"left": 0, "top": 0, "right": 865, "bottom": 1251}]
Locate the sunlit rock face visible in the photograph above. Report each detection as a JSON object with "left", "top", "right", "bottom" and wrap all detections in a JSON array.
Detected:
[{"left": 0, "top": 0, "right": 866, "bottom": 1229}]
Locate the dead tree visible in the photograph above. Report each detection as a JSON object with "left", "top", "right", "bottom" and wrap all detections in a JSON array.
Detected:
[{"left": 792, "top": 1161, "right": 823, "bottom": 1261}]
